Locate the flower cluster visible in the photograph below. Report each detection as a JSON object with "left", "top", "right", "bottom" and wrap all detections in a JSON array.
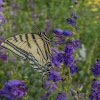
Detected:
[
  {"left": 0, "top": 1, "right": 7, "bottom": 61},
  {"left": 56, "top": 92, "right": 67, "bottom": 100},
  {"left": 11, "top": 0, "right": 18, "bottom": 15},
  {"left": 0, "top": 1, "right": 6, "bottom": 26},
  {"left": 51, "top": 38, "right": 80, "bottom": 74},
  {"left": 70, "top": 84, "right": 86, "bottom": 100},
  {"left": 66, "top": 1, "right": 78, "bottom": 31},
  {"left": 41, "top": 1, "right": 80, "bottom": 99},
  {"left": 89, "top": 79, "right": 100, "bottom": 100},
  {"left": 90, "top": 59, "right": 100, "bottom": 76},
  {"left": 89, "top": 59, "right": 100, "bottom": 100},
  {"left": 41, "top": 70, "right": 65, "bottom": 99},
  {"left": 0, "top": 79, "right": 26, "bottom": 100},
  {"left": 29, "top": 0, "right": 34, "bottom": 8}
]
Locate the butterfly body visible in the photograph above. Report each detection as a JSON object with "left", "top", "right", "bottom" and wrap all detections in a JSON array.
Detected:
[{"left": 1, "top": 32, "right": 52, "bottom": 76}]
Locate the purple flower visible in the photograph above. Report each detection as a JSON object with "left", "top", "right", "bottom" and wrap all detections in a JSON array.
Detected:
[
  {"left": 40, "top": 92, "right": 51, "bottom": 99},
  {"left": 0, "top": 36, "right": 4, "bottom": 44},
  {"left": 89, "top": 90, "right": 96, "bottom": 100},
  {"left": 11, "top": 56, "right": 16, "bottom": 61},
  {"left": 51, "top": 53, "right": 61, "bottom": 68},
  {"left": 57, "top": 38, "right": 66, "bottom": 44},
  {"left": 56, "top": 92, "right": 67, "bottom": 100},
  {"left": 0, "top": 79, "right": 26, "bottom": 100},
  {"left": 45, "top": 19, "right": 50, "bottom": 33},
  {"left": 74, "top": 1, "right": 78, "bottom": 4},
  {"left": 74, "top": 38, "right": 81, "bottom": 47},
  {"left": 29, "top": 0, "right": 34, "bottom": 8},
  {"left": 31, "top": 12, "right": 34, "bottom": 17},
  {"left": 13, "top": 66, "right": 16, "bottom": 70},
  {"left": 66, "top": 18, "right": 72, "bottom": 24},
  {"left": 71, "top": 19, "right": 77, "bottom": 26},
  {"left": 0, "top": 0, "right": 3, "bottom": 4},
  {"left": 91, "top": 79, "right": 100, "bottom": 89},
  {"left": 53, "top": 28, "right": 63, "bottom": 35},
  {"left": 64, "top": 54, "right": 74, "bottom": 65},
  {"left": 70, "top": 13, "right": 75, "bottom": 18},
  {"left": 69, "top": 6, "right": 72, "bottom": 9},
  {"left": 7, "top": 72, "right": 11, "bottom": 76},
  {"left": 29, "top": 0, "right": 33, "bottom": 4},
  {"left": 64, "top": 39, "right": 75, "bottom": 55},
  {"left": 0, "top": 5, "right": 3, "bottom": 11},
  {"left": 70, "top": 88, "right": 77, "bottom": 97},
  {"left": 47, "top": 83, "right": 57, "bottom": 92},
  {"left": 74, "top": 16, "right": 78, "bottom": 19},
  {"left": 12, "top": 3, "right": 18, "bottom": 8},
  {"left": 43, "top": 81, "right": 52, "bottom": 87},
  {"left": 0, "top": 14, "right": 6, "bottom": 25},
  {"left": 90, "top": 59, "right": 100, "bottom": 76},
  {"left": 0, "top": 52, "right": 7, "bottom": 61},
  {"left": 75, "top": 26, "right": 78, "bottom": 31},
  {"left": 48, "top": 70, "right": 63, "bottom": 82},
  {"left": 89, "top": 86, "right": 100, "bottom": 100},
  {"left": 63, "top": 30, "right": 73, "bottom": 36},
  {"left": 51, "top": 48, "right": 64, "bottom": 68},
  {"left": 69, "top": 64, "right": 78, "bottom": 74}
]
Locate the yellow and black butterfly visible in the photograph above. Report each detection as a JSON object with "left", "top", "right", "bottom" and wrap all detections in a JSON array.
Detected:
[{"left": 1, "top": 32, "right": 52, "bottom": 76}]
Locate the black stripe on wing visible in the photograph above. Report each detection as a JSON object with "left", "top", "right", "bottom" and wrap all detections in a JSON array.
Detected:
[
  {"left": 31, "top": 33, "right": 48, "bottom": 61},
  {"left": 5, "top": 40, "right": 30, "bottom": 59}
]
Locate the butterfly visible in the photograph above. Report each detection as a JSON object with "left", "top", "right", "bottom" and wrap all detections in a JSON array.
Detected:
[{"left": 1, "top": 32, "right": 52, "bottom": 76}]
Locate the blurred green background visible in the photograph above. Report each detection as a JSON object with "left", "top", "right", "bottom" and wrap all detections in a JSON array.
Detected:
[{"left": 0, "top": 0, "right": 100, "bottom": 100}]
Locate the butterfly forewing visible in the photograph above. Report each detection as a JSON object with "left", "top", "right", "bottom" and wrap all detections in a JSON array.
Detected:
[{"left": 1, "top": 33, "right": 52, "bottom": 75}]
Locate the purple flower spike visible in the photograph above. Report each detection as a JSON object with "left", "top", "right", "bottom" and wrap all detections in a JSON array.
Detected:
[
  {"left": 0, "top": 79, "right": 26, "bottom": 100},
  {"left": 75, "top": 38, "right": 81, "bottom": 47},
  {"left": 69, "top": 64, "right": 78, "bottom": 74},
  {"left": 90, "top": 59, "right": 100, "bottom": 76},
  {"left": 47, "top": 83, "right": 57, "bottom": 92},
  {"left": 0, "top": 14, "right": 6, "bottom": 25},
  {"left": 70, "top": 13, "right": 75, "bottom": 18},
  {"left": 89, "top": 90, "right": 96, "bottom": 100},
  {"left": 12, "top": 3, "right": 18, "bottom": 8},
  {"left": 64, "top": 54, "right": 74, "bottom": 65},
  {"left": 64, "top": 39, "right": 75, "bottom": 55},
  {"left": 48, "top": 70, "right": 63, "bottom": 82},
  {"left": 56, "top": 92, "right": 67, "bottom": 100},
  {"left": 0, "top": 5, "right": 3, "bottom": 11},
  {"left": 0, "top": 52, "right": 7, "bottom": 61},
  {"left": 75, "top": 26, "right": 78, "bottom": 31},
  {"left": 91, "top": 79, "right": 100, "bottom": 89},
  {"left": 63, "top": 30, "right": 73, "bottom": 36},
  {"left": 31, "top": 12, "right": 34, "bottom": 17},
  {"left": 53, "top": 28, "right": 63, "bottom": 35},
  {"left": 29, "top": 0, "right": 33, "bottom": 4},
  {"left": 11, "top": 56, "right": 16, "bottom": 61},
  {"left": 71, "top": 19, "right": 77, "bottom": 26},
  {"left": 0, "top": 0, "right": 3, "bottom": 4},
  {"left": 13, "top": 66, "right": 16, "bottom": 70},
  {"left": 45, "top": 19, "right": 50, "bottom": 33},
  {"left": 0, "top": 36, "right": 5, "bottom": 44},
  {"left": 40, "top": 92, "right": 51, "bottom": 99},
  {"left": 66, "top": 18, "right": 72, "bottom": 24}
]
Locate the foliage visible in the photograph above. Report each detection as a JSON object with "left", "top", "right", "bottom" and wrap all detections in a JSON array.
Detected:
[{"left": 0, "top": 0, "right": 100, "bottom": 100}]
